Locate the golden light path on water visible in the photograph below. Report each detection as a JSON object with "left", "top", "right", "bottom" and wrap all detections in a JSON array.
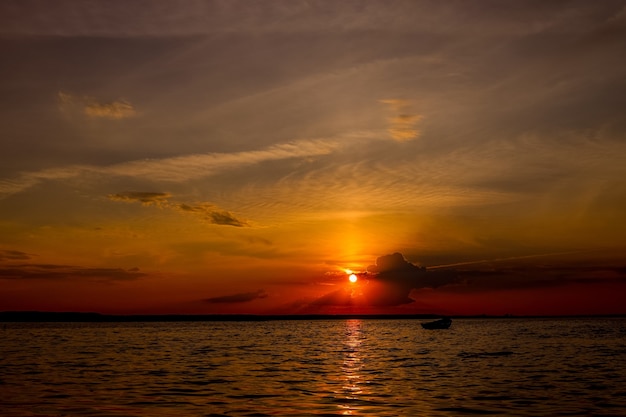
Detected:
[{"left": 340, "top": 320, "right": 365, "bottom": 415}]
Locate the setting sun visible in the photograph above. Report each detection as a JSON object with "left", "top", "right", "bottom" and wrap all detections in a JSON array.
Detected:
[{"left": 0, "top": 1, "right": 625, "bottom": 319}]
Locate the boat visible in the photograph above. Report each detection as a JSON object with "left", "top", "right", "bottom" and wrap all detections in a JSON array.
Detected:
[{"left": 421, "top": 317, "right": 452, "bottom": 330}]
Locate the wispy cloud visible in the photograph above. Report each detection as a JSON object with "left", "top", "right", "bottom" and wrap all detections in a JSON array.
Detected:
[
  {"left": 0, "top": 249, "right": 33, "bottom": 261},
  {"left": 108, "top": 191, "right": 171, "bottom": 206},
  {"left": 203, "top": 289, "right": 268, "bottom": 304},
  {"left": 2, "top": 1, "right": 615, "bottom": 38},
  {"left": 207, "top": 211, "right": 247, "bottom": 227},
  {"left": 380, "top": 99, "right": 422, "bottom": 142},
  {"left": 0, "top": 139, "right": 340, "bottom": 198},
  {"left": 108, "top": 192, "right": 249, "bottom": 227},
  {"left": 173, "top": 202, "right": 249, "bottom": 227},
  {"left": 232, "top": 128, "right": 626, "bottom": 222},
  {"left": 0, "top": 263, "right": 145, "bottom": 281},
  {"left": 84, "top": 100, "right": 136, "bottom": 119},
  {"left": 59, "top": 91, "right": 136, "bottom": 119}
]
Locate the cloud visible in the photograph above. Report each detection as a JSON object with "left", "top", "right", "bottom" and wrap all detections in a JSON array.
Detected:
[
  {"left": 366, "top": 252, "right": 626, "bottom": 297},
  {"left": 380, "top": 99, "right": 422, "bottom": 142},
  {"left": 0, "top": 138, "right": 339, "bottom": 198},
  {"left": 4, "top": 1, "right": 614, "bottom": 38},
  {"left": 310, "top": 251, "right": 626, "bottom": 310},
  {"left": 207, "top": 211, "right": 248, "bottom": 227},
  {"left": 107, "top": 192, "right": 250, "bottom": 227},
  {"left": 174, "top": 202, "right": 249, "bottom": 227},
  {"left": 307, "top": 253, "right": 460, "bottom": 309},
  {"left": 59, "top": 91, "right": 136, "bottom": 119},
  {"left": 361, "top": 252, "right": 459, "bottom": 305},
  {"left": 0, "top": 264, "right": 145, "bottom": 281},
  {"left": 445, "top": 263, "right": 626, "bottom": 294},
  {"left": 367, "top": 252, "right": 421, "bottom": 274},
  {"left": 0, "top": 249, "right": 33, "bottom": 261},
  {"left": 108, "top": 191, "right": 171, "bottom": 206},
  {"left": 84, "top": 100, "right": 136, "bottom": 119},
  {"left": 203, "top": 289, "right": 268, "bottom": 304},
  {"left": 368, "top": 252, "right": 458, "bottom": 288}
]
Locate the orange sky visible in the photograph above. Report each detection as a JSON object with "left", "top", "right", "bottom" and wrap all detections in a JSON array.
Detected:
[{"left": 1, "top": 1, "right": 625, "bottom": 316}]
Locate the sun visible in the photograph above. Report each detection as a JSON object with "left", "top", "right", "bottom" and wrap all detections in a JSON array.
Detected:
[{"left": 349, "top": 273, "right": 358, "bottom": 283}]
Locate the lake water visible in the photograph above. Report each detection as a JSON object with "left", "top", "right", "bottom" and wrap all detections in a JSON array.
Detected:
[{"left": 1, "top": 318, "right": 626, "bottom": 416}]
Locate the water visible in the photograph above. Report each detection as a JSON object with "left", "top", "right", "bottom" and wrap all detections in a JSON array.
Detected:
[{"left": 1, "top": 318, "right": 626, "bottom": 416}]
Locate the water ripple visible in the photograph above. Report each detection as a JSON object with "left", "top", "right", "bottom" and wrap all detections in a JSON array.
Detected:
[{"left": 1, "top": 318, "right": 626, "bottom": 416}]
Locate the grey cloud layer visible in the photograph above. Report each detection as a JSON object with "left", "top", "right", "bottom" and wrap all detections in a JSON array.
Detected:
[{"left": 2, "top": 1, "right": 622, "bottom": 37}]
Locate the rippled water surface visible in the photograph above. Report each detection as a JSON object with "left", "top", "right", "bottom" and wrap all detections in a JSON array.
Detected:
[{"left": 2, "top": 318, "right": 626, "bottom": 416}]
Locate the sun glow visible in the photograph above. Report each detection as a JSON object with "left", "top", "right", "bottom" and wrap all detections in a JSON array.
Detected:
[{"left": 349, "top": 274, "right": 358, "bottom": 283}]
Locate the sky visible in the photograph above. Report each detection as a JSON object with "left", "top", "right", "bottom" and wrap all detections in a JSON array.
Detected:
[{"left": 1, "top": 0, "right": 625, "bottom": 316}]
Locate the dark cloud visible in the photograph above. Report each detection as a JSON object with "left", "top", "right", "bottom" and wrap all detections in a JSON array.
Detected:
[
  {"left": 0, "top": 263, "right": 145, "bottom": 281},
  {"left": 310, "top": 251, "right": 626, "bottom": 310},
  {"left": 368, "top": 252, "right": 459, "bottom": 289},
  {"left": 448, "top": 264, "right": 626, "bottom": 293},
  {"left": 0, "top": 249, "right": 33, "bottom": 261},
  {"left": 176, "top": 203, "right": 209, "bottom": 213},
  {"left": 203, "top": 290, "right": 268, "bottom": 304},
  {"left": 208, "top": 211, "right": 248, "bottom": 227},
  {"left": 173, "top": 203, "right": 249, "bottom": 227},
  {"left": 308, "top": 253, "right": 461, "bottom": 308},
  {"left": 367, "top": 252, "right": 421, "bottom": 273},
  {"left": 107, "top": 193, "right": 250, "bottom": 227}
]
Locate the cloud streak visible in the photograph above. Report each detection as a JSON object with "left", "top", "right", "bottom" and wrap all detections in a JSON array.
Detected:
[
  {"left": 3, "top": 1, "right": 618, "bottom": 38},
  {"left": 203, "top": 290, "right": 268, "bottom": 304},
  {"left": 0, "top": 139, "right": 340, "bottom": 198},
  {"left": 381, "top": 99, "right": 422, "bottom": 142},
  {"left": 59, "top": 91, "right": 136, "bottom": 119},
  {"left": 0, "top": 263, "right": 145, "bottom": 281},
  {"left": 108, "top": 192, "right": 250, "bottom": 227},
  {"left": 108, "top": 191, "right": 171, "bottom": 206},
  {"left": 0, "top": 249, "right": 33, "bottom": 261}
]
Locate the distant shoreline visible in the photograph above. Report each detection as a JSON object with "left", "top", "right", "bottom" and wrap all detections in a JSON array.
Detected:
[{"left": 1, "top": 311, "right": 625, "bottom": 322}]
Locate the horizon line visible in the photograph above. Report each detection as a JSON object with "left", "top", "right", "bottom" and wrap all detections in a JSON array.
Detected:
[{"left": 2, "top": 311, "right": 625, "bottom": 323}]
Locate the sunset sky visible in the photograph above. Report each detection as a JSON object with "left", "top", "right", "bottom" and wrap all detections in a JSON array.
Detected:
[{"left": 1, "top": 1, "right": 625, "bottom": 316}]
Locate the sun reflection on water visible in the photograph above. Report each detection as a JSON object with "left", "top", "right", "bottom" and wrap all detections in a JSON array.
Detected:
[{"left": 339, "top": 319, "right": 365, "bottom": 415}]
